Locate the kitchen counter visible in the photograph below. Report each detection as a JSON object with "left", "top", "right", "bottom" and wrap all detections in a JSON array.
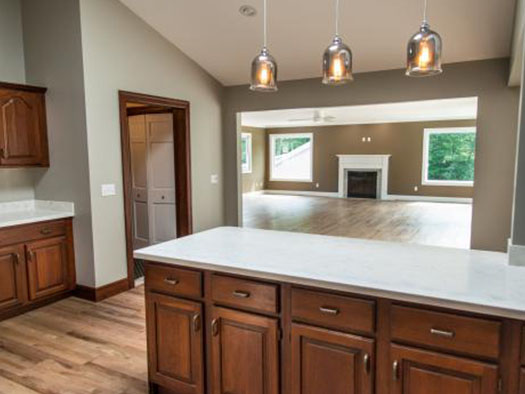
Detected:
[
  {"left": 134, "top": 226, "right": 525, "bottom": 320},
  {"left": 0, "top": 200, "right": 75, "bottom": 228}
]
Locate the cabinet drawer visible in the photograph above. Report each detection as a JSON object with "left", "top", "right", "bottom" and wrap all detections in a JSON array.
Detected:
[
  {"left": 291, "top": 288, "right": 375, "bottom": 334},
  {"left": 0, "top": 220, "right": 67, "bottom": 247},
  {"left": 145, "top": 264, "right": 202, "bottom": 298},
  {"left": 211, "top": 275, "right": 278, "bottom": 314},
  {"left": 391, "top": 305, "right": 501, "bottom": 359}
]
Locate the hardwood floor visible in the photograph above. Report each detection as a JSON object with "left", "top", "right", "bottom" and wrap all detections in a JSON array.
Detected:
[
  {"left": 0, "top": 287, "right": 148, "bottom": 394},
  {"left": 243, "top": 193, "right": 472, "bottom": 249}
]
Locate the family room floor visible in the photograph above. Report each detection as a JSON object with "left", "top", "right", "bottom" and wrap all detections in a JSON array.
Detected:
[{"left": 243, "top": 193, "right": 472, "bottom": 249}]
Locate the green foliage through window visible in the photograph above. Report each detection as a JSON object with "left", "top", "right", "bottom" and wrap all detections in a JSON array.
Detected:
[
  {"left": 241, "top": 137, "right": 248, "bottom": 165},
  {"left": 274, "top": 137, "right": 310, "bottom": 156},
  {"left": 426, "top": 131, "right": 475, "bottom": 182}
]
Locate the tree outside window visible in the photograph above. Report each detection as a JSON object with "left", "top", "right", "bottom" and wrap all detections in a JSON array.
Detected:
[
  {"left": 422, "top": 128, "right": 476, "bottom": 186},
  {"left": 241, "top": 133, "right": 252, "bottom": 174}
]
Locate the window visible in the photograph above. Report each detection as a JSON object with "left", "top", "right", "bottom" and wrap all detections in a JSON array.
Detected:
[
  {"left": 422, "top": 127, "right": 476, "bottom": 186},
  {"left": 270, "top": 133, "right": 313, "bottom": 182},
  {"left": 241, "top": 133, "right": 252, "bottom": 174}
]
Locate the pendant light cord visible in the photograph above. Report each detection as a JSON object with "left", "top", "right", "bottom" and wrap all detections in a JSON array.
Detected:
[
  {"left": 423, "top": 0, "right": 428, "bottom": 23},
  {"left": 335, "top": 0, "right": 340, "bottom": 36},
  {"left": 263, "top": 0, "right": 268, "bottom": 48}
]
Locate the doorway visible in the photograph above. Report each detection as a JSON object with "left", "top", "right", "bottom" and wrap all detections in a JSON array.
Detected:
[{"left": 119, "top": 91, "right": 192, "bottom": 288}]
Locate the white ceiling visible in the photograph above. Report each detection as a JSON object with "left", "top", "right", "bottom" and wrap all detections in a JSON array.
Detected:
[
  {"left": 120, "top": 0, "right": 516, "bottom": 86},
  {"left": 241, "top": 98, "right": 478, "bottom": 128}
]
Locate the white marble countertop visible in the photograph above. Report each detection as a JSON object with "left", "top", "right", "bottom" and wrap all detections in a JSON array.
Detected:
[
  {"left": 134, "top": 227, "right": 525, "bottom": 320},
  {"left": 0, "top": 200, "right": 75, "bottom": 229}
]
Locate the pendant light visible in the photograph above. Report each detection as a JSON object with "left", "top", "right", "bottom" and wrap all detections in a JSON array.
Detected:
[
  {"left": 322, "top": 0, "right": 353, "bottom": 85},
  {"left": 250, "top": 0, "right": 278, "bottom": 92},
  {"left": 406, "top": 0, "right": 442, "bottom": 77}
]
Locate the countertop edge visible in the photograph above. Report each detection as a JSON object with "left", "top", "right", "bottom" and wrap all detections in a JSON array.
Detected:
[
  {"left": 0, "top": 212, "right": 75, "bottom": 229},
  {"left": 134, "top": 251, "right": 525, "bottom": 321}
]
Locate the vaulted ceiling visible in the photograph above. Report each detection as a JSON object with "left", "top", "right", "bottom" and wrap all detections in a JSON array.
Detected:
[{"left": 120, "top": 0, "right": 517, "bottom": 86}]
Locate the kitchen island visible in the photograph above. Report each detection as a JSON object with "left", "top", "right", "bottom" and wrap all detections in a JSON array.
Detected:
[{"left": 135, "top": 227, "right": 525, "bottom": 394}]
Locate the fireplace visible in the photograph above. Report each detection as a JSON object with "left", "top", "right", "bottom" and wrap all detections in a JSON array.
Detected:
[
  {"left": 347, "top": 171, "right": 378, "bottom": 199},
  {"left": 337, "top": 155, "right": 391, "bottom": 200}
]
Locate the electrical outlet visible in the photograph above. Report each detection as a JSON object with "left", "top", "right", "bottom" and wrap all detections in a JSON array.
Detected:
[
  {"left": 362, "top": 137, "right": 366, "bottom": 142},
  {"left": 211, "top": 174, "right": 219, "bottom": 184},
  {"left": 414, "top": 186, "right": 419, "bottom": 192},
  {"left": 315, "top": 183, "right": 320, "bottom": 188},
  {"left": 367, "top": 137, "right": 372, "bottom": 142}
]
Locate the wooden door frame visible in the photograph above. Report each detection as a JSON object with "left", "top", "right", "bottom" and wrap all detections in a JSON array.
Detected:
[{"left": 119, "top": 91, "right": 193, "bottom": 289}]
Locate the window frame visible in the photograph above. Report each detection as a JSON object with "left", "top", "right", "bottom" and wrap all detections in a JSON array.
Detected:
[
  {"left": 269, "top": 132, "right": 314, "bottom": 182},
  {"left": 241, "top": 132, "right": 252, "bottom": 174},
  {"left": 421, "top": 127, "right": 476, "bottom": 187}
]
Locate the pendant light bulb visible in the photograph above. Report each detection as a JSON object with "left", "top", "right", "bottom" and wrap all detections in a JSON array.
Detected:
[
  {"left": 250, "top": 0, "right": 278, "bottom": 92},
  {"left": 323, "top": 0, "right": 353, "bottom": 85},
  {"left": 406, "top": 0, "right": 442, "bottom": 77}
]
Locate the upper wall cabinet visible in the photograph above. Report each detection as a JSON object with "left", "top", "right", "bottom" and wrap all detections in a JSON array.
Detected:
[{"left": 0, "top": 82, "right": 49, "bottom": 167}]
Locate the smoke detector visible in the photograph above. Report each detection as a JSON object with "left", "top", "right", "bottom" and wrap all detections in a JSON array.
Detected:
[{"left": 239, "top": 5, "right": 257, "bottom": 17}]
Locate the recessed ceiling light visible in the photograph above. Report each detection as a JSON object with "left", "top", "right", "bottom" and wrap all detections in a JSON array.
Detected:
[{"left": 239, "top": 5, "right": 257, "bottom": 17}]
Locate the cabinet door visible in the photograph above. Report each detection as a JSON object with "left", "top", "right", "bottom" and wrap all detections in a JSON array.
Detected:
[
  {"left": 0, "top": 245, "right": 27, "bottom": 311},
  {"left": 146, "top": 293, "right": 204, "bottom": 394},
  {"left": 520, "top": 368, "right": 525, "bottom": 394},
  {"left": 210, "top": 307, "right": 279, "bottom": 394},
  {"left": 391, "top": 344, "right": 499, "bottom": 394},
  {"left": 291, "top": 323, "right": 374, "bottom": 394},
  {"left": 0, "top": 89, "right": 48, "bottom": 166},
  {"left": 26, "top": 236, "right": 70, "bottom": 301}
]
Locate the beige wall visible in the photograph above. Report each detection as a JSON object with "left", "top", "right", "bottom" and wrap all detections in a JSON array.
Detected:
[
  {"left": 79, "top": 0, "right": 224, "bottom": 286},
  {"left": 241, "top": 127, "right": 266, "bottom": 193},
  {"left": 265, "top": 120, "right": 476, "bottom": 198},
  {"left": 0, "top": 0, "right": 36, "bottom": 203},
  {"left": 224, "top": 59, "right": 520, "bottom": 252},
  {"left": 22, "top": 0, "right": 96, "bottom": 286}
]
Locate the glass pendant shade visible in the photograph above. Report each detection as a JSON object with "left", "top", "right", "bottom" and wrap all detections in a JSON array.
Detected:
[
  {"left": 250, "top": 47, "right": 278, "bottom": 92},
  {"left": 406, "top": 22, "right": 442, "bottom": 77},
  {"left": 322, "top": 36, "right": 353, "bottom": 85}
]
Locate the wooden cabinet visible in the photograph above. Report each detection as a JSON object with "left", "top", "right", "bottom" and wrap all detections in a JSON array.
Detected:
[
  {"left": 0, "top": 244, "right": 27, "bottom": 310},
  {"left": 210, "top": 306, "right": 279, "bottom": 394},
  {"left": 0, "top": 219, "right": 75, "bottom": 320},
  {"left": 391, "top": 344, "right": 499, "bottom": 394},
  {"left": 26, "top": 236, "right": 70, "bottom": 301},
  {"left": 291, "top": 323, "right": 374, "bottom": 394},
  {"left": 146, "top": 292, "right": 204, "bottom": 394},
  {"left": 144, "top": 263, "right": 524, "bottom": 394},
  {"left": 0, "top": 82, "right": 49, "bottom": 167}
]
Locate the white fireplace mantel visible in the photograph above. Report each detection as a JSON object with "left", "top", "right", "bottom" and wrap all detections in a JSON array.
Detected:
[{"left": 337, "top": 154, "right": 391, "bottom": 199}]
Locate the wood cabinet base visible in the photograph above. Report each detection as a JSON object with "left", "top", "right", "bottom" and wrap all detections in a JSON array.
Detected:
[
  {"left": 144, "top": 261, "right": 524, "bottom": 394},
  {"left": 0, "top": 218, "right": 76, "bottom": 321}
]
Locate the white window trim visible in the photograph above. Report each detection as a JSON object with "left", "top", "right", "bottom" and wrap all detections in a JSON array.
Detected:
[
  {"left": 422, "top": 127, "right": 476, "bottom": 187},
  {"left": 241, "top": 133, "right": 252, "bottom": 174},
  {"left": 269, "top": 132, "right": 314, "bottom": 182}
]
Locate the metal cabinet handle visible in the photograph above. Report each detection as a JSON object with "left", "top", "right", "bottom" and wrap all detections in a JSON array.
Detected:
[
  {"left": 12, "top": 253, "right": 20, "bottom": 265},
  {"left": 40, "top": 228, "right": 52, "bottom": 235},
  {"left": 430, "top": 328, "right": 455, "bottom": 338},
  {"left": 232, "top": 290, "right": 250, "bottom": 298},
  {"left": 211, "top": 319, "right": 219, "bottom": 336},
  {"left": 363, "top": 353, "right": 371, "bottom": 374},
  {"left": 319, "top": 306, "right": 340, "bottom": 315},
  {"left": 393, "top": 360, "right": 400, "bottom": 381},
  {"left": 192, "top": 313, "right": 201, "bottom": 332},
  {"left": 163, "top": 278, "right": 179, "bottom": 286},
  {"left": 27, "top": 251, "right": 34, "bottom": 261}
]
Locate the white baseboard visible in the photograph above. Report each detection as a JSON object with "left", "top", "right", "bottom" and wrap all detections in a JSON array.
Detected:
[
  {"left": 386, "top": 194, "right": 473, "bottom": 204},
  {"left": 508, "top": 240, "right": 525, "bottom": 267},
  {"left": 262, "top": 190, "right": 340, "bottom": 198},
  {"left": 250, "top": 190, "right": 472, "bottom": 203}
]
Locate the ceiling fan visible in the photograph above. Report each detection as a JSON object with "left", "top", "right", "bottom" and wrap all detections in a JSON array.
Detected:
[{"left": 288, "top": 110, "right": 336, "bottom": 123}]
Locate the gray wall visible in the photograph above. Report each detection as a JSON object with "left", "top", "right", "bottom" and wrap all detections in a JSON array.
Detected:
[
  {"left": 78, "top": 0, "right": 224, "bottom": 286},
  {"left": 0, "top": 0, "right": 35, "bottom": 202},
  {"left": 224, "top": 59, "right": 520, "bottom": 252},
  {"left": 21, "top": 0, "right": 95, "bottom": 286}
]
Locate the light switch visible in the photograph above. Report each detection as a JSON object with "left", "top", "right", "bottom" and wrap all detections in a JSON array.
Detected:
[
  {"left": 101, "top": 184, "right": 116, "bottom": 196},
  {"left": 211, "top": 174, "right": 219, "bottom": 184}
]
